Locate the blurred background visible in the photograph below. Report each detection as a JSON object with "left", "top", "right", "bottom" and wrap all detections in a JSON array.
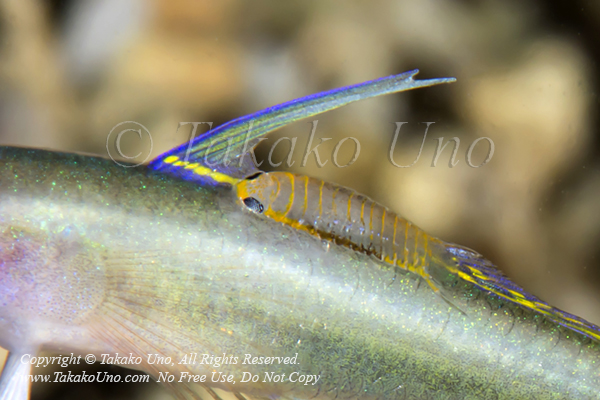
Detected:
[{"left": 1, "top": 0, "right": 599, "bottom": 398}]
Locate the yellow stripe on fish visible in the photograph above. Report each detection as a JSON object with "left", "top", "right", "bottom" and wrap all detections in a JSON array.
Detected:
[
  {"left": 235, "top": 171, "right": 600, "bottom": 342},
  {"left": 162, "top": 155, "right": 239, "bottom": 186},
  {"left": 235, "top": 171, "right": 440, "bottom": 292}
]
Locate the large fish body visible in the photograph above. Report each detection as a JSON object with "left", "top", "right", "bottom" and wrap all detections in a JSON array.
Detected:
[
  {"left": 1, "top": 71, "right": 600, "bottom": 399},
  {"left": 1, "top": 147, "right": 600, "bottom": 399}
]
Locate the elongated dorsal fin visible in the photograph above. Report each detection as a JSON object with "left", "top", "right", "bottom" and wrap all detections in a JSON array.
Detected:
[{"left": 149, "top": 70, "right": 456, "bottom": 186}]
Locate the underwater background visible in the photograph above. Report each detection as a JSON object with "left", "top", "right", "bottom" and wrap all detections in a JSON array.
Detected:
[{"left": 0, "top": 0, "right": 599, "bottom": 399}]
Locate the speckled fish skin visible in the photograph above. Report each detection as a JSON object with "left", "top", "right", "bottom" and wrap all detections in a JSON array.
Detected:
[{"left": 1, "top": 147, "right": 600, "bottom": 400}]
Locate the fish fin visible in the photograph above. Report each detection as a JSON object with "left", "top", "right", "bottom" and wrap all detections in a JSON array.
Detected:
[
  {"left": 149, "top": 70, "right": 456, "bottom": 187},
  {"left": 232, "top": 391, "right": 249, "bottom": 400},
  {"left": 87, "top": 313, "right": 209, "bottom": 400},
  {"left": 442, "top": 244, "right": 600, "bottom": 341},
  {"left": 88, "top": 249, "right": 304, "bottom": 399},
  {"left": 0, "top": 351, "right": 33, "bottom": 400},
  {"left": 418, "top": 266, "right": 469, "bottom": 316},
  {"left": 192, "top": 386, "right": 254, "bottom": 400},
  {"left": 201, "top": 385, "right": 228, "bottom": 400}
]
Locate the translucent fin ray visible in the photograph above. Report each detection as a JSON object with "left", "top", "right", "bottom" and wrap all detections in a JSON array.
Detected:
[
  {"left": 149, "top": 70, "right": 455, "bottom": 186},
  {"left": 444, "top": 244, "right": 600, "bottom": 341},
  {"left": 0, "top": 352, "right": 33, "bottom": 400}
]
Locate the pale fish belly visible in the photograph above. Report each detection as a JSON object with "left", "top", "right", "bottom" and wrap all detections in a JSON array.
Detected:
[{"left": 0, "top": 147, "right": 599, "bottom": 399}]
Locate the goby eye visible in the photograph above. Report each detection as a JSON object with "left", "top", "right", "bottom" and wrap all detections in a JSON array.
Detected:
[{"left": 243, "top": 197, "right": 264, "bottom": 214}]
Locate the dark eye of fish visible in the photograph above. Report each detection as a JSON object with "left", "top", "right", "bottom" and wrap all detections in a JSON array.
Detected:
[
  {"left": 245, "top": 172, "right": 264, "bottom": 181},
  {"left": 243, "top": 197, "right": 264, "bottom": 213}
]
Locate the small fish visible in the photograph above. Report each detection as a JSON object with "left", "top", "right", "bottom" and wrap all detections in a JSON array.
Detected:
[
  {"left": 1, "top": 71, "right": 599, "bottom": 400},
  {"left": 236, "top": 171, "right": 441, "bottom": 291},
  {"left": 236, "top": 171, "right": 600, "bottom": 341}
]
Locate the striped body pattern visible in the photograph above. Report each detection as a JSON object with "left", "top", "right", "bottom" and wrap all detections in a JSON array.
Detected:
[
  {"left": 236, "top": 171, "right": 600, "bottom": 342},
  {"left": 236, "top": 171, "right": 437, "bottom": 287}
]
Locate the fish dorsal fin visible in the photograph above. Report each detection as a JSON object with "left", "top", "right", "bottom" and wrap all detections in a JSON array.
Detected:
[{"left": 149, "top": 70, "right": 455, "bottom": 187}]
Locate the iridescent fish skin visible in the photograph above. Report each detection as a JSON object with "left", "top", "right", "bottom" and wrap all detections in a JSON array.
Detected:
[
  {"left": 1, "top": 147, "right": 600, "bottom": 400},
  {"left": 236, "top": 171, "right": 600, "bottom": 342},
  {"left": 2, "top": 71, "right": 600, "bottom": 399}
]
